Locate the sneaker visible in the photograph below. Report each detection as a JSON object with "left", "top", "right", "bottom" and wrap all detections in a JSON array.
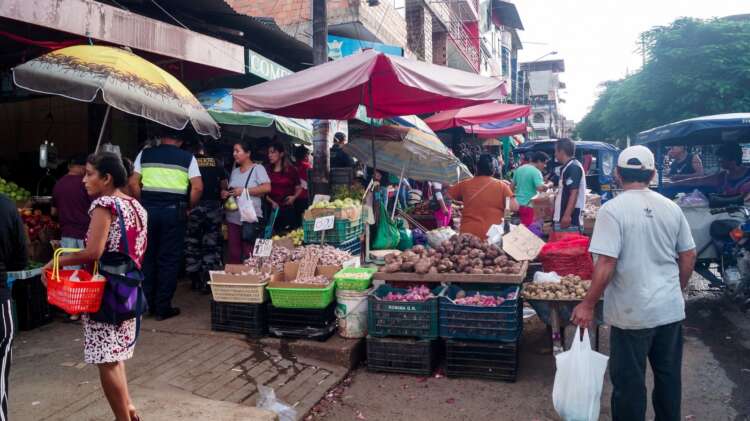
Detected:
[{"left": 155, "top": 307, "right": 181, "bottom": 321}]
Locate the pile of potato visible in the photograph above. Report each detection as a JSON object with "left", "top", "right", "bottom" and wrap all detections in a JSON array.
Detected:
[
  {"left": 522, "top": 275, "right": 591, "bottom": 300},
  {"left": 378, "top": 233, "right": 522, "bottom": 275}
]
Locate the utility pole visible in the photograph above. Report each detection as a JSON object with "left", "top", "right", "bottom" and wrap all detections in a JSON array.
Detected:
[{"left": 311, "top": 0, "right": 330, "bottom": 196}]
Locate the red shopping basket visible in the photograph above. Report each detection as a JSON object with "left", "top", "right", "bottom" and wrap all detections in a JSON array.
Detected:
[{"left": 46, "top": 248, "right": 106, "bottom": 315}]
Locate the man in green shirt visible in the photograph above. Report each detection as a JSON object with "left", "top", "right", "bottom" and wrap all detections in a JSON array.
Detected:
[{"left": 512, "top": 151, "right": 550, "bottom": 226}]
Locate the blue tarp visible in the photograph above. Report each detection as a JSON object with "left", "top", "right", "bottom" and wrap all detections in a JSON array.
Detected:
[{"left": 636, "top": 113, "right": 750, "bottom": 146}]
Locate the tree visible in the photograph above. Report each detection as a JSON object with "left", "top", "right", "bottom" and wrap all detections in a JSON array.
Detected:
[{"left": 576, "top": 17, "right": 750, "bottom": 144}]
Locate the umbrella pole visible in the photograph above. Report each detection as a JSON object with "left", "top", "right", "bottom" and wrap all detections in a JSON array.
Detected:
[
  {"left": 391, "top": 159, "right": 408, "bottom": 220},
  {"left": 368, "top": 80, "right": 377, "bottom": 172},
  {"left": 94, "top": 105, "right": 112, "bottom": 153}
]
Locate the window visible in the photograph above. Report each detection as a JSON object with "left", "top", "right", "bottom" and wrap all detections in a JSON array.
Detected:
[{"left": 533, "top": 113, "right": 546, "bottom": 124}]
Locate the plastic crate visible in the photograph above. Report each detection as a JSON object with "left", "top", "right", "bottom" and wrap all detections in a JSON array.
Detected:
[
  {"left": 12, "top": 276, "right": 52, "bottom": 331},
  {"left": 445, "top": 338, "right": 519, "bottom": 382},
  {"left": 334, "top": 237, "right": 361, "bottom": 255},
  {"left": 368, "top": 285, "right": 440, "bottom": 339},
  {"left": 268, "top": 303, "right": 337, "bottom": 341},
  {"left": 366, "top": 336, "right": 438, "bottom": 376},
  {"left": 334, "top": 267, "right": 376, "bottom": 291},
  {"left": 208, "top": 272, "right": 267, "bottom": 304},
  {"left": 210, "top": 300, "right": 267, "bottom": 337},
  {"left": 439, "top": 285, "right": 522, "bottom": 342},
  {"left": 303, "top": 217, "right": 363, "bottom": 244},
  {"left": 267, "top": 281, "right": 335, "bottom": 309}
]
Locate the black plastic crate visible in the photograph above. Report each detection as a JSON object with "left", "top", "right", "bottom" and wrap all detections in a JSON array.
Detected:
[
  {"left": 445, "top": 339, "right": 519, "bottom": 382},
  {"left": 267, "top": 302, "right": 337, "bottom": 329},
  {"left": 12, "top": 276, "right": 52, "bottom": 331},
  {"left": 268, "top": 323, "right": 336, "bottom": 341},
  {"left": 368, "top": 285, "right": 439, "bottom": 339},
  {"left": 366, "top": 336, "right": 438, "bottom": 376},
  {"left": 439, "top": 285, "right": 522, "bottom": 342},
  {"left": 210, "top": 300, "right": 267, "bottom": 337}
]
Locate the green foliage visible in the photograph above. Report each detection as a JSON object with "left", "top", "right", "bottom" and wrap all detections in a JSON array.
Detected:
[{"left": 576, "top": 17, "right": 750, "bottom": 143}]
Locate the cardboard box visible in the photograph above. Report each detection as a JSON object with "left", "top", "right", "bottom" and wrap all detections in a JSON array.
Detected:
[
  {"left": 267, "top": 261, "right": 341, "bottom": 289},
  {"left": 209, "top": 264, "right": 272, "bottom": 285},
  {"left": 303, "top": 206, "right": 361, "bottom": 222}
]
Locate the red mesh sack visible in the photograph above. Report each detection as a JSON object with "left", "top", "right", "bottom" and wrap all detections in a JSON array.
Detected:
[{"left": 538, "top": 234, "right": 594, "bottom": 279}]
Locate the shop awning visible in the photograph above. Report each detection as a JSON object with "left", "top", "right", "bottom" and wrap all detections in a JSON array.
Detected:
[
  {"left": 424, "top": 102, "right": 531, "bottom": 131},
  {"left": 466, "top": 120, "right": 528, "bottom": 139},
  {"left": 231, "top": 49, "right": 508, "bottom": 120},
  {"left": 198, "top": 89, "right": 311, "bottom": 144},
  {"left": 0, "top": 0, "right": 245, "bottom": 74}
]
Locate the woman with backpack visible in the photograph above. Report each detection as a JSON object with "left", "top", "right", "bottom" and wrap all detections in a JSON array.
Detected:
[{"left": 42, "top": 152, "right": 148, "bottom": 421}]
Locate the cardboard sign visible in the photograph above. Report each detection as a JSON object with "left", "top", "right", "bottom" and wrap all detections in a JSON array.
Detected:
[
  {"left": 253, "top": 239, "right": 273, "bottom": 257},
  {"left": 312, "top": 194, "right": 330, "bottom": 205},
  {"left": 343, "top": 257, "right": 360, "bottom": 268},
  {"left": 314, "top": 215, "right": 335, "bottom": 232},
  {"left": 502, "top": 224, "right": 546, "bottom": 261}
]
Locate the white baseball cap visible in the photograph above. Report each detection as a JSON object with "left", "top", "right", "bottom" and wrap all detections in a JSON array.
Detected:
[{"left": 617, "top": 145, "right": 655, "bottom": 170}]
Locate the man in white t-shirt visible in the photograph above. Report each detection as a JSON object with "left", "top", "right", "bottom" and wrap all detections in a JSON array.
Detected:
[{"left": 572, "top": 145, "right": 696, "bottom": 421}]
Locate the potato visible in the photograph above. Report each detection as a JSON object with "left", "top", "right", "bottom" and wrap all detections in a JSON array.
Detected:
[
  {"left": 384, "top": 263, "right": 401, "bottom": 273},
  {"left": 400, "top": 262, "right": 415, "bottom": 272},
  {"left": 463, "top": 266, "right": 473, "bottom": 274},
  {"left": 414, "top": 259, "right": 431, "bottom": 274},
  {"left": 483, "top": 268, "right": 494, "bottom": 274},
  {"left": 428, "top": 266, "right": 438, "bottom": 274},
  {"left": 412, "top": 245, "right": 426, "bottom": 255},
  {"left": 437, "top": 264, "right": 447, "bottom": 272},
  {"left": 471, "top": 268, "right": 484, "bottom": 274},
  {"left": 468, "top": 249, "right": 480, "bottom": 258}
]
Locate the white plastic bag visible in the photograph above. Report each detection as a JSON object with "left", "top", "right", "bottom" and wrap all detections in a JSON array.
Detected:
[
  {"left": 552, "top": 327, "right": 609, "bottom": 421},
  {"left": 486, "top": 224, "right": 505, "bottom": 247},
  {"left": 533, "top": 271, "right": 561, "bottom": 284},
  {"left": 256, "top": 385, "right": 297, "bottom": 421},
  {"left": 237, "top": 189, "right": 259, "bottom": 223},
  {"left": 426, "top": 227, "right": 456, "bottom": 248}
]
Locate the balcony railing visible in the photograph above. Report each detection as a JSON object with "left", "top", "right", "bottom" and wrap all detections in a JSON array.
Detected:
[{"left": 428, "top": 1, "right": 480, "bottom": 72}]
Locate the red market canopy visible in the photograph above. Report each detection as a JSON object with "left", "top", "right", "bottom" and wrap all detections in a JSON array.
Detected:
[
  {"left": 465, "top": 121, "right": 528, "bottom": 139},
  {"left": 231, "top": 49, "right": 507, "bottom": 119},
  {"left": 423, "top": 102, "right": 531, "bottom": 132}
]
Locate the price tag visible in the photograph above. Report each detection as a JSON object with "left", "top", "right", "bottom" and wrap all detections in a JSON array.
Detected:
[
  {"left": 343, "top": 257, "right": 360, "bottom": 268},
  {"left": 253, "top": 239, "right": 273, "bottom": 257},
  {"left": 312, "top": 194, "right": 330, "bottom": 205},
  {"left": 314, "top": 215, "right": 335, "bottom": 232}
]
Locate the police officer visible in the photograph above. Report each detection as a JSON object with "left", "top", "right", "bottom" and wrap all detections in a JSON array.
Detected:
[
  {"left": 185, "top": 142, "right": 227, "bottom": 294},
  {"left": 131, "top": 127, "right": 203, "bottom": 321}
]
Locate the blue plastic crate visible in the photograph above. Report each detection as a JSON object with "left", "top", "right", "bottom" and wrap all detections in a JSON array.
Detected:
[{"left": 438, "top": 285, "right": 522, "bottom": 342}]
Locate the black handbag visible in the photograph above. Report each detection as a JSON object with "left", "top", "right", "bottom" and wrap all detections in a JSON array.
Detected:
[{"left": 240, "top": 166, "right": 263, "bottom": 242}]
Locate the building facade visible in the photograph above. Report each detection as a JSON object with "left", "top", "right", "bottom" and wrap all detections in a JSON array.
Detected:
[{"left": 519, "top": 59, "right": 566, "bottom": 139}]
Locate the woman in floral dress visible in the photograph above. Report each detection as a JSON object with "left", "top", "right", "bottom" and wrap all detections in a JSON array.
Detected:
[{"left": 44, "top": 152, "right": 147, "bottom": 421}]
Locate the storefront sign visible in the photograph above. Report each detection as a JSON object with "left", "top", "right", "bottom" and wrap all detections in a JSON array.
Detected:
[
  {"left": 247, "top": 49, "right": 293, "bottom": 81},
  {"left": 327, "top": 35, "right": 403, "bottom": 60}
]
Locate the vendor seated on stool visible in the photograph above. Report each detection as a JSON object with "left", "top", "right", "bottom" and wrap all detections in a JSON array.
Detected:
[{"left": 447, "top": 154, "right": 518, "bottom": 240}]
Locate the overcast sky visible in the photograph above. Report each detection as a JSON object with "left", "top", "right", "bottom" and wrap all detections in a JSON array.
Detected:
[{"left": 515, "top": 0, "right": 748, "bottom": 122}]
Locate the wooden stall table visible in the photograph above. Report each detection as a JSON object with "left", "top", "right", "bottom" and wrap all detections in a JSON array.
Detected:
[{"left": 372, "top": 261, "right": 529, "bottom": 285}]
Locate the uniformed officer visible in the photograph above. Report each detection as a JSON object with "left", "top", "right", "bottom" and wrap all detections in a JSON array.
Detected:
[
  {"left": 185, "top": 142, "right": 227, "bottom": 294},
  {"left": 131, "top": 127, "right": 203, "bottom": 321}
]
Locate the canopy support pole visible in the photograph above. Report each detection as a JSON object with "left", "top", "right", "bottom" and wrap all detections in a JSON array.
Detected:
[
  {"left": 392, "top": 159, "right": 409, "bottom": 220},
  {"left": 94, "top": 105, "right": 112, "bottom": 152}
]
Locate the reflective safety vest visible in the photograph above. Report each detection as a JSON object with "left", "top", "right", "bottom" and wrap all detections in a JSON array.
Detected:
[{"left": 139, "top": 144, "right": 193, "bottom": 207}]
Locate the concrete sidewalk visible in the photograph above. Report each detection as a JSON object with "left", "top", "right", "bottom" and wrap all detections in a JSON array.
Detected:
[{"left": 10, "top": 283, "right": 350, "bottom": 420}]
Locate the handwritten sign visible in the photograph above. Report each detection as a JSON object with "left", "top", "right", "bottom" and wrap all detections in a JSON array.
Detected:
[
  {"left": 314, "top": 215, "right": 335, "bottom": 232},
  {"left": 312, "top": 194, "right": 330, "bottom": 205},
  {"left": 253, "top": 239, "right": 273, "bottom": 257}
]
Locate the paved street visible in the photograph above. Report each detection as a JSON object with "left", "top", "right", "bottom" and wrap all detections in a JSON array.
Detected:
[
  {"left": 10, "top": 284, "right": 347, "bottom": 421},
  {"left": 317, "top": 291, "right": 750, "bottom": 421}
]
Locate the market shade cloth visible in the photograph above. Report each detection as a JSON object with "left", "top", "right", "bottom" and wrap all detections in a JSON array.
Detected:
[
  {"left": 231, "top": 49, "right": 508, "bottom": 119},
  {"left": 465, "top": 120, "right": 528, "bottom": 139},
  {"left": 197, "top": 89, "right": 312, "bottom": 144},
  {"left": 636, "top": 113, "right": 750, "bottom": 147},
  {"left": 12, "top": 45, "right": 219, "bottom": 138},
  {"left": 345, "top": 125, "right": 473, "bottom": 184},
  {"left": 423, "top": 102, "right": 531, "bottom": 131}
]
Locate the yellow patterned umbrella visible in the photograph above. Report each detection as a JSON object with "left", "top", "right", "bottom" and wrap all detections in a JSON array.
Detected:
[{"left": 12, "top": 45, "right": 220, "bottom": 146}]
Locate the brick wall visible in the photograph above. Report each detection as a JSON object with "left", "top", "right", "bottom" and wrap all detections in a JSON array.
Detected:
[{"left": 405, "top": 0, "right": 432, "bottom": 62}]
